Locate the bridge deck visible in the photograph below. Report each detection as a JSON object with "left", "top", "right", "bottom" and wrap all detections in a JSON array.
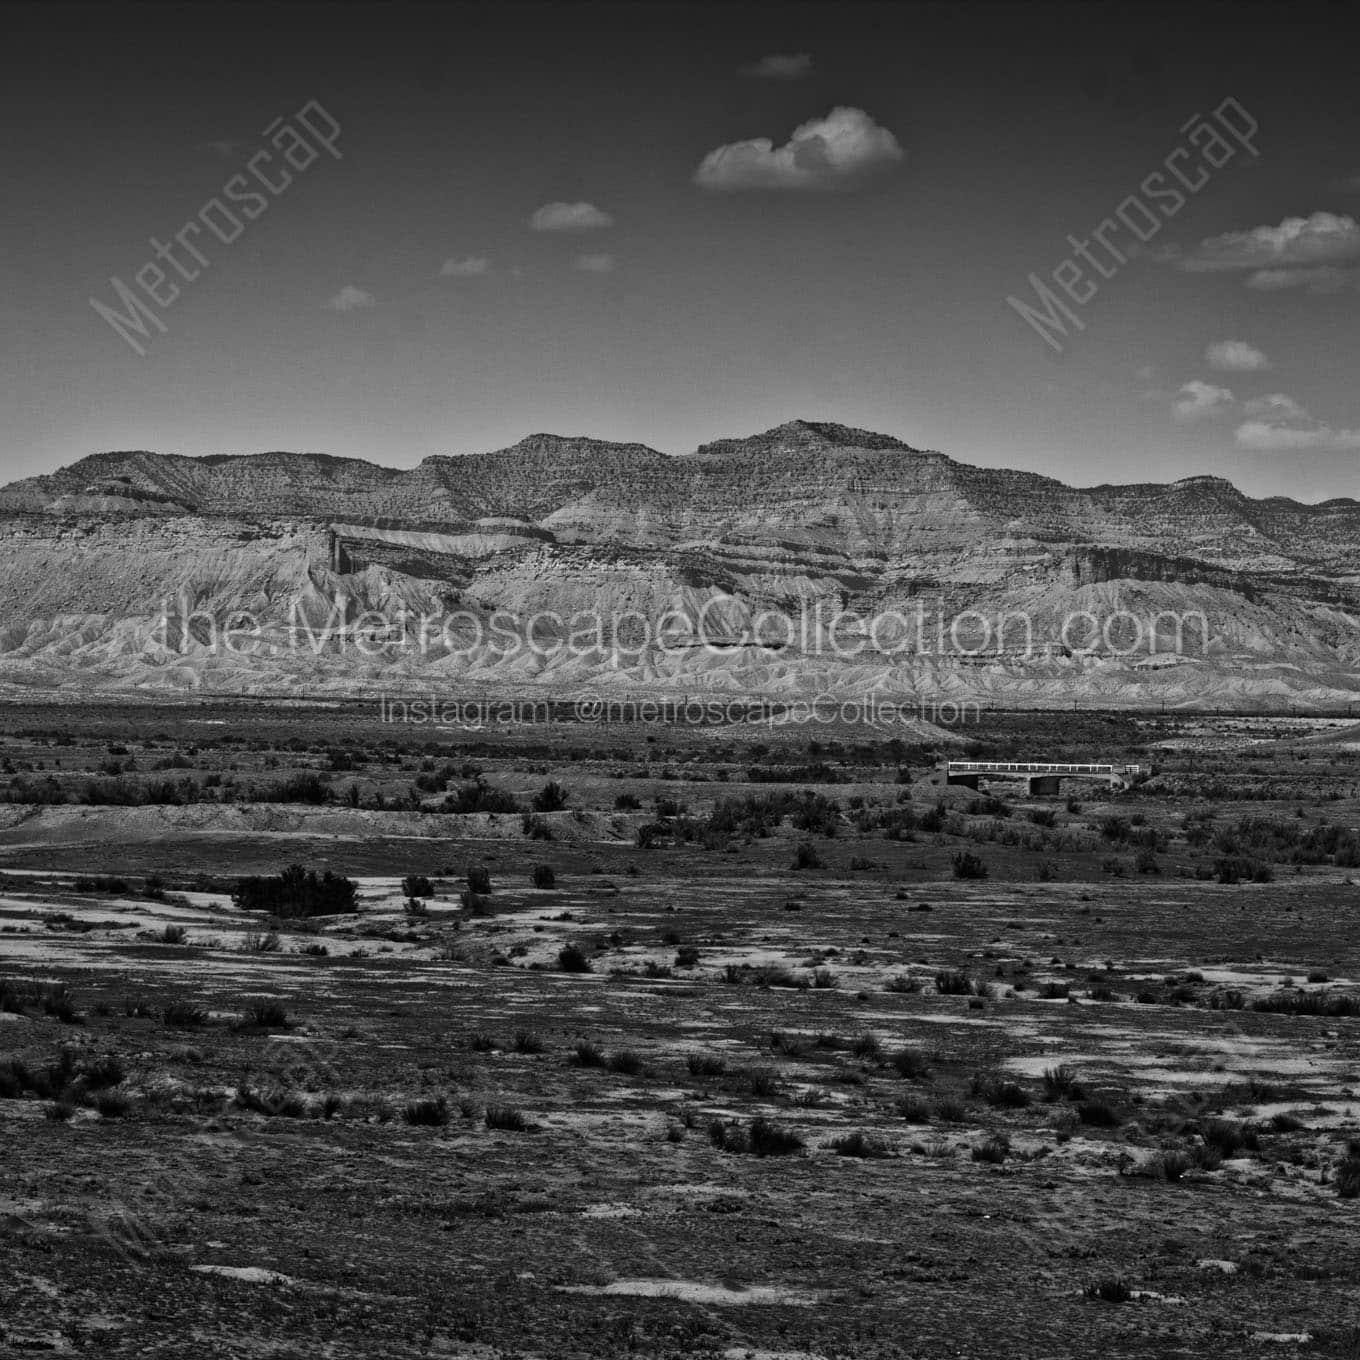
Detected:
[{"left": 946, "top": 761, "right": 1139, "bottom": 776}]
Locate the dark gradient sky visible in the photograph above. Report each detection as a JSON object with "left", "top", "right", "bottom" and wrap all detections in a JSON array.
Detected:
[{"left": 2, "top": 0, "right": 1358, "bottom": 499}]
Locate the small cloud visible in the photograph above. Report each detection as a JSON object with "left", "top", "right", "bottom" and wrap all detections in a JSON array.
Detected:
[
  {"left": 529, "top": 201, "right": 614, "bottom": 231},
  {"left": 1234, "top": 392, "right": 1360, "bottom": 450},
  {"left": 439, "top": 256, "right": 491, "bottom": 277},
  {"left": 1246, "top": 265, "right": 1360, "bottom": 294},
  {"left": 1205, "top": 340, "right": 1271, "bottom": 372},
  {"left": 1172, "top": 380, "right": 1235, "bottom": 421},
  {"left": 1177, "top": 212, "right": 1360, "bottom": 273},
  {"left": 694, "top": 106, "right": 904, "bottom": 192},
  {"left": 325, "top": 285, "right": 375, "bottom": 312},
  {"left": 574, "top": 253, "right": 615, "bottom": 273},
  {"left": 740, "top": 53, "right": 813, "bottom": 79},
  {"left": 196, "top": 138, "right": 244, "bottom": 160},
  {"left": 1243, "top": 393, "right": 1308, "bottom": 420}
]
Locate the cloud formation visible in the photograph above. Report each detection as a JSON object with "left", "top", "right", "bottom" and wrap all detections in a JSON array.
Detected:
[
  {"left": 1235, "top": 393, "right": 1360, "bottom": 451},
  {"left": 1173, "top": 380, "right": 1235, "bottom": 420},
  {"left": 1177, "top": 212, "right": 1360, "bottom": 272},
  {"left": 325, "top": 285, "right": 375, "bottom": 312},
  {"left": 573, "top": 253, "right": 615, "bottom": 273},
  {"left": 529, "top": 201, "right": 614, "bottom": 231},
  {"left": 1205, "top": 340, "right": 1270, "bottom": 372},
  {"left": 1246, "top": 265, "right": 1360, "bottom": 293},
  {"left": 439, "top": 256, "right": 491, "bottom": 277},
  {"left": 740, "top": 53, "right": 813, "bottom": 79},
  {"left": 694, "top": 106, "right": 904, "bottom": 192}
]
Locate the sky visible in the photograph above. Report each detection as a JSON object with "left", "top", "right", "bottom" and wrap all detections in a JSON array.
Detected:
[{"left": 2, "top": 0, "right": 1358, "bottom": 501}]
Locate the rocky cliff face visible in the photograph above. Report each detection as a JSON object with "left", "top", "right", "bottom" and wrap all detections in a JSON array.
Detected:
[{"left": 0, "top": 421, "right": 1356, "bottom": 706}]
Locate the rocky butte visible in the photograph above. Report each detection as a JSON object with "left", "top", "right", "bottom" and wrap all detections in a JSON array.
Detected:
[{"left": 0, "top": 421, "right": 1356, "bottom": 707}]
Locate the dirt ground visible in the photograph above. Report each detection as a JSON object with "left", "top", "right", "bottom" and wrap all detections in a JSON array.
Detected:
[{"left": 1, "top": 703, "right": 1358, "bottom": 1358}]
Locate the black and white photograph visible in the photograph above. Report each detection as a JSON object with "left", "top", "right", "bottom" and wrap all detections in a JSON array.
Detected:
[{"left": 2, "top": 1, "right": 1359, "bottom": 1355}]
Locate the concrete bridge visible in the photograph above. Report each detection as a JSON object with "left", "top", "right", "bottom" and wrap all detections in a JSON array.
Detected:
[{"left": 934, "top": 760, "right": 1144, "bottom": 796}]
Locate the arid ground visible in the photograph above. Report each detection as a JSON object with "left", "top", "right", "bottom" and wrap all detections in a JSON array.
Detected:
[{"left": 2, "top": 702, "right": 1359, "bottom": 1358}]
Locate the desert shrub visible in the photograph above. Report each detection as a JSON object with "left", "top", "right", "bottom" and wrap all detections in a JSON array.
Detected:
[
  {"left": 466, "top": 864, "right": 492, "bottom": 894},
  {"left": 94, "top": 1090, "right": 132, "bottom": 1119},
  {"left": 159, "top": 924, "right": 188, "bottom": 945},
  {"left": 511, "top": 1029, "right": 545, "bottom": 1054},
  {"left": 234, "top": 1086, "right": 310, "bottom": 1118},
  {"left": 402, "top": 874, "right": 434, "bottom": 899},
  {"left": 571, "top": 1040, "right": 606, "bottom": 1068},
  {"left": 747, "top": 1067, "right": 779, "bottom": 1097},
  {"left": 531, "top": 864, "right": 556, "bottom": 889},
  {"left": 300, "top": 941, "right": 330, "bottom": 957},
  {"left": 1336, "top": 1142, "right": 1360, "bottom": 1199},
  {"left": 851, "top": 1032, "right": 882, "bottom": 1061},
  {"left": 532, "top": 781, "right": 569, "bottom": 813},
  {"left": 934, "top": 1097, "right": 968, "bottom": 1123},
  {"left": 1252, "top": 989, "right": 1360, "bottom": 1018},
  {"left": 890, "top": 1047, "right": 931, "bottom": 1080},
  {"left": 614, "top": 793, "right": 641, "bottom": 810},
  {"left": 896, "top": 1094, "right": 932, "bottom": 1122},
  {"left": 242, "top": 1000, "right": 288, "bottom": 1030},
  {"left": 242, "top": 930, "right": 282, "bottom": 953},
  {"left": 951, "top": 851, "right": 987, "bottom": 880},
  {"left": 748, "top": 1117, "right": 804, "bottom": 1157},
  {"left": 1201, "top": 1118, "right": 1259, "bottom": 1158},
  {"left": 1084, "top": 1277, "right": 1132, "bottom": 1303},
  {"left": 1151, "top": 1149, "right": 1191, "bottom": 1181},
  {"left": 469, "top": 1030, "right": 497, "bottom": 1051},
  {"left": 885, "top": 974, "right": 921, "bottom": 994},
  {"left": 674, "top": 945, "right": 700, "bottom": 968},
  {"left": 1038, "top": 981, "right": 1070, "bottom": 1000},
  {"left": 522, "top": 813, "right": 554, "bottom": 840},
  {"left": 791, "top": 841, "right": 823, "bottom": 870},
  {"left": 608, "top": 1050, "right": 645, "bottom": 1076},
  {"left": 935, "top": 969, "right": 973, "bottom": 996},
  {"left": 829, "top": 1130, "right": 892, "bottom": 1158},
  {"left": 404, "top": 1096, "right": 451, "bottom": 1126},
  {"left": 1028, "top": 808, "right": 1057, "bottom": 828},
  {"left": 484, "top": 1104, "right": 530, "bottom": 1132},
  {"left": 1077, "top": 1099, "right": 1121, "bottom": 1127},
  {"left": 687, "top": 1053, "right": 726, "bottom": 1077},
  {"left": 973, "top": 1075, "right": 1030, "bottom": 1109},
  {"left": 162, "top": 999, "right": 208, "bottom": 1028},
  {"left": 443, "top": 779, "right": 521, "bottom": 814},
  {"left": 1042, "top": 1065, "right": 1083, "bottom": 1101},
  {"left": 233, "top": 865, "right": 357, "bottom": 918},
  {"left": 811, "top": 967, "right": 838, "bottom": 990},
  {"left": 558, "top": 943, "right": 593, "bottom": 973},
  {"left": 971, "top": 1132, "right": 1010, "bottom": 1164}
]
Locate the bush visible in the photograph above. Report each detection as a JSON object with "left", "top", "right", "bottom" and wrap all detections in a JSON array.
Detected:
[
  {"left": 1042, "top": 1065, "right": 1083, "bottom": 1101},
  {"left": 974, "top": 1076, "right": 1030, "bottom": 1109},
  {"left": 94, "top": 1090, "right": 132, "bottom": 1119},
  {"left": 402, "top": 874, "right": 434, "bottom": 899},
  {"left": 1084, "top": 1277, "right": 1132, "bottom": 1303},
  {"left": 895, "top": 1094, "right": 932, "bottom": 1122},
  {"left": 1077, "top": 1099, "right": 1121, "bottom": 1127},
  {"left": 531, "top": 864, "right": 556, "bottom": 889},
  {"left": 935, "top": 969, "right": 973, "bottom": 996},
  {"left": 466, "top": 864, "right": 492, "bottom": 894},
  {"left": 971, "top": 1133, "right": 1010, "bottom": 1164},
  {"left": 163, "top": 999, "right": 208, "bottom": 1028},
  {"left": 233, "top": 865, "right": 357, "bottom": 918},
  {"left": 608, "top": 1050, "right": 645, "bottom": 1076},
  {"left": 485, "top": 1104, "right": 530, "bottom": 1132},
  {"left": 558, "top": 943, "right": 593, "bottom": 973},
  {"left": 159, "top": 924, "right": 188, "bottom": 945},
  {"left": 532, "top": 781, "right": 569, "bottom": 813},
  {"left": 241, "top": 1000, "right": 288, "bottom": 1030},
  {"left": 748, "top": 1117, "right": 804, "bottom": 1157},
  {"left": 686, "top": 1053, "right": 726, "bottom": 1077},
  {"left": 791, "top": 841, "right": 823, "bottom": 870},
  {"left": 404, "top": 1096, "right": 450, "bottom": 1126},
  {"left": 829, "top": 1130, "right": 892, "bottom": 1158},
  {"left": 243, "top": 930, "right": 281, "bottom": 953},
  {"left": 951, "top": 852, "right": 987, "bottom": 880},
  {"left": 890, "top": 1047, "right": 931, "bottom": 1080},
  {"left": 572, "top": 1040, "right": 606, "bottom": 1068},
  {"left": 512, "top": 1029, "right": 545, "bottom": 1054}
]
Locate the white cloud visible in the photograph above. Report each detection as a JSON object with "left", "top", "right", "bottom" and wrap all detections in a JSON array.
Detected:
[
  {"left": 1173, "top": 380, "right": 1235, "bottom": 421},
  {"left": 1205, "top": 340, "right": 1271, "bottom": 372},
  {"left": 574, "top": 253, "right": 615, "bottom": 273},
  {"left": 439, "top": 256, "right": 491, "bottom": 277},
  {"left": 1243, "top": 393, "right": 1308, "bottom": 420},
  {"left": 1177, "top": 212, "right": 1360, "bottom": 272},
  {"left": 1234, "top": 393, "right": 1360, "bottom": 450},
  {"left": 740, "top": 53, "right": 813, "bottom": 79},
  {"left": 324, "top": 285, "right": 375, "bottom": 312},
  {"left": 529, "top": 201, "right": 613, "bottom": 231},
  {"left": 694, "top": 106, "right": 904, "bottom": 192},
  {"left": 1246, "top": 265, "right": 1360, "bottom": 293}
]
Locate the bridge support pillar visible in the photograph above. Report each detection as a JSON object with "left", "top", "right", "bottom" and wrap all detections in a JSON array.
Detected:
[
  {"left": 946, "top": 773, "right": 979, "bottom": 790},
  {"left": 1028, "top": 775, "right": 1061, "bottom": 797}
]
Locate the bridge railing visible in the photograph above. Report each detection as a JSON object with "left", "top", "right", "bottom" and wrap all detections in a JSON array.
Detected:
[{"left": 946, "top": 761, "right": 1138, "bottom": 776}]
